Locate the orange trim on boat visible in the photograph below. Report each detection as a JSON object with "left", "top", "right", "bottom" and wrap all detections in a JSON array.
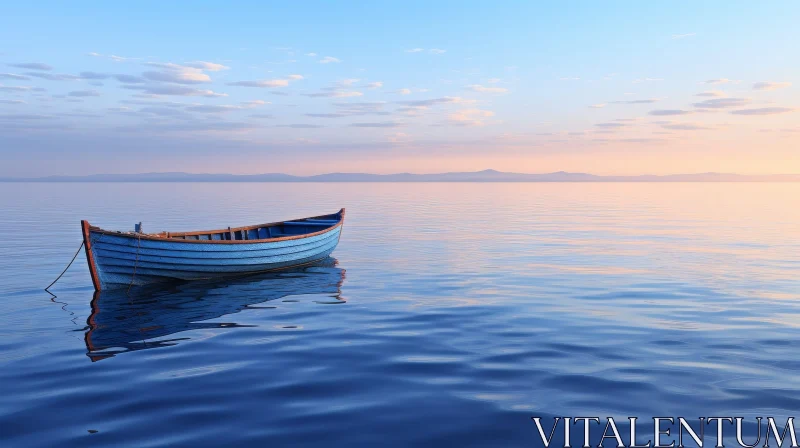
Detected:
[{"left": 87, "top": 208, "right": 346, "bottom": 245}]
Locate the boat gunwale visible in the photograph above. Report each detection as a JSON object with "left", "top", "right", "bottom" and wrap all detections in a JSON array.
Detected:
[{"left": 85, "top": 208, "right": 345, "bottom": 245}]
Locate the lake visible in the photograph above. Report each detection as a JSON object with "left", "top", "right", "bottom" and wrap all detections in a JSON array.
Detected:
[{"left": 1, "top": 182, "right": 799, "bottom": 447}]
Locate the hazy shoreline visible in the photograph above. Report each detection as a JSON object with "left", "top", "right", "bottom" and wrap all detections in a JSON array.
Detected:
[{"left": 3, "top": 169, "right": 800, "bottom": 183}]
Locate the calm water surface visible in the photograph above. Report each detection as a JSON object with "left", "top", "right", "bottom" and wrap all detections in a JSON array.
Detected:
[{"left": 1, "top": 183, "right": 799, "bottom": 447}]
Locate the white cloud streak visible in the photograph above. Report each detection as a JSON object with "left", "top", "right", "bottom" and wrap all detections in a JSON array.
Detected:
[{"left": 752, "top": 81, "right": 791, "bottom": 91}]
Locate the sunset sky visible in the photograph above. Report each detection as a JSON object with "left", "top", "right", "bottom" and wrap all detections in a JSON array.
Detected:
[{"left": 1, "top": 1, "right": 798, "bottom": 177}]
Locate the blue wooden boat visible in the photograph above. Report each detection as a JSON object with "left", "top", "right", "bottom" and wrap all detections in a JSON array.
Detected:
[{"left": 81, "top": 208, "right": 345, "bottom": 290}]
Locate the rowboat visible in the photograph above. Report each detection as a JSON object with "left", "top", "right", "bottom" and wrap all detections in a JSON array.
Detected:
[
  {"left": 81, "top": 209, "right": 345, "bottom": 291},
  {"left": 84, "top": 257, "right": 345, "bottom": 361}
]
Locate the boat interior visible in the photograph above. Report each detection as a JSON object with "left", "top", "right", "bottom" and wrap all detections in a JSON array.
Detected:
[{"left": 156, "top": 210, "right": 343, "bottom": 241}]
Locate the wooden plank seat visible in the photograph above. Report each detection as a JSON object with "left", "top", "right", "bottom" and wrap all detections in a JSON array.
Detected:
[{"left": 283, "top": 221, "right": 336, "bottom": 226}]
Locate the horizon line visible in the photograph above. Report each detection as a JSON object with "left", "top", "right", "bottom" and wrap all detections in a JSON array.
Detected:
[{"left": 3, "top": 169, "right": 800, "bottom": 182}]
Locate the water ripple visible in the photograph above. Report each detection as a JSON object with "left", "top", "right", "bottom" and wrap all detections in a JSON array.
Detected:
[{"left": 0, "top": 183, "right": 799, "bottom": 446}]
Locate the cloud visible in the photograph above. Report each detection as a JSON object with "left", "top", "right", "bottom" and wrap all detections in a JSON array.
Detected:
[
  {"left": 619, "top": 138, "right": 669, "bottom": 144},
  {"left": 119, "top": 99, "right": 187, "bottom": 107},
  {"left": 611, "top": 99, "right": 661, "bottom": 104},
  {"left": 68, "top": 90, "right": 101, "bottom": 97},
  {"left": 242, "top": 100, "right": 267, "bottom": 107},
  {"left": 250, "top": 113, "right": 275, "bottom": 119},
  {"left": 0, "top": 113, "right": 55, "bottom": 120},
  {"left": 183, "top": 102, "right": 263, "bottom": 114},
  {"left": 142, "top": 63, "right": 211, "bottom": 84},
  {"left": 649, "top": 109, "right": 693, "bottom": 116},
  {"left": 9, "top": 62, "right": 53, "bottom": 71},
  {"left": 671, "top": 33, "right": 696, "bottom": 39},
  {"left": 0, "top": 84, "right": 44, "bottom": 92},
  {"left": 228, "top": 79, "right": 289, "bottom": 88},
  {"left": 695, "top": 90, "right": 726, "bottom": 97},
  {"left": 24, "top": 72, "right": 81, "bottom": 81},
  {"left": 114, "top": 74, "right": 146, "bottom": 84},
  {"left": 595, "top": 122, "right": 629, "bottom": 128},
  {"left": 182, "top": 105, "right": 229, "bottom": 114},
  {"left": 397, "top": 96, "right": 474, "bottom": 107},
  {"left": 387, "top": 132, "right": 409, "bottom": 143},
  {"left": 0, "top": 99, "right": 25, "bottom": 104},
  {"left": 396, "top": 106, "right": 428, "bottom": 117},
  {"left": 306, "top": 113, "right": 347, "bottom": 118},
  {"left": 692, "top": 98, "right": 750, "bottom": 109},
  {"left": 752, "top": 81, "right": 791, "bottom": 91},
  {"left": 305, "top": 53, "right": 317, "bottom": 57},
  {"left": 660, "top": 122, "right": 712, "bottom": 130},
  {"left": 305, "top": 105, "right": 388, "bottom": 119},
  {"left": 405, "top": 48, "right": 445, "bottom": 54},
  {"left": 180, "top": 100, "right": 266, "bottom": 114},
  {"left": 448, "top": 108, "right": 494, "bottom": 126},
  {"left": 88, "top": 52, "right": 129, "bottom": 62},
  {"left": 302, "top": 90, "right": 363, "bottom": 98},
  {"left": 227, "top": 74, "right": 301, "bottom": 88},
  {"left": 79, "top": 71, "right": 109, "bottom": 80},
  {"left": 139, "top": 62, "right": 229, "bottom": 85},
  {"left": 365, "top": 81, "right": 383, "bottom": 89},
  {"left": 487, "top": 78, "right": 501, "bottom": 84},
  {"left": 589, "top": 104, "right": 607, "bottom": 108},
  {"left": 0, "top": 73, "right": 30, "bottom": 80},
  {"left": 350, "top": 121, "right": 404, "bottom": 128},
  {"left": 704, "top": 78, "right": 734, "bottom": 85},
  {"left": 336, "top": 78, "right": 360, "bottom": 87},
  {"left": 331, "top": 102, "right": 389, "bottom": 117},
  {"left": 137, "top": 106, "right": 194, "bottom": 119},
  {"left": 116, "top": 120, "right": 255, "bottom": 133},
  {"left": 277, "top": 124, "right": 324, "bottom": 128},
  {"left": 122, "top": 84, "right": 227, "bottom": 97},
  {"left": 467, "top": 84, "right": 508, "bottom": 93},
  {"left": 183, "top": 61, "right": 230, "bottom": 71},
  {"left": 302, "top": 80, "right": 365, "bottom": 98},
  {"left": 319, "top": 56, "right": 341, "bottom": 64},
  {"left": 730, "top": 107, "right": 795, "bottom": 115},
  {"left": 397, "top": 88, "right": 412, "bottom": 95}
]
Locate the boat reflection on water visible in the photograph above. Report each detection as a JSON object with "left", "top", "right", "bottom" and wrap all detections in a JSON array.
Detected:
[{"left": 84, "top": 257, "right": 346, "bottom": 361}]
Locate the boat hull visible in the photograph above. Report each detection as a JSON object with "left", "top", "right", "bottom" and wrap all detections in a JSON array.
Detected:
[{"left": 82, "top": 210, "right": 344, "bottom": 290}]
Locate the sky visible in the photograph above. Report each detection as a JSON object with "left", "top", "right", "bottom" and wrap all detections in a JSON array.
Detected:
[{"left": 0, "top": 1, "right": 798, "bottom": 177}]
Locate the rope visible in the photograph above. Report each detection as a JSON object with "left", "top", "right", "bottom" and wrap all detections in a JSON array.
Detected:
[{"left": 45, "top": 241, "right": 85, "bottom": 292}]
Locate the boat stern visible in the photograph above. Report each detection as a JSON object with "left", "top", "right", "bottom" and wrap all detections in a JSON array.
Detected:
[{"left": 81, "top": 220, "right": 103, "bottom": 291}]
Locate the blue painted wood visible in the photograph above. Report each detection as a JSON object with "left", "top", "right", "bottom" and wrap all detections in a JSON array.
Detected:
[{"left": 85, "top": 209, "right": 345, "bottom": 289}]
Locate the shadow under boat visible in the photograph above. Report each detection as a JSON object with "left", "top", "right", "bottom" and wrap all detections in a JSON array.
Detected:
[{"left": 84, "top": 256, "right": 346, "bottom": 362}]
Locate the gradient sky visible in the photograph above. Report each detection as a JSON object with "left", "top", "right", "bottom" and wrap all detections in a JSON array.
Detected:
[{"left": 1, "top": 1, "right": 798, "bottom": 177}]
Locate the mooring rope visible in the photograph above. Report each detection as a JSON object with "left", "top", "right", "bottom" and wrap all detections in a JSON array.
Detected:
[{"left": 44, "top": 241, "right": 85, "bottom": 293}]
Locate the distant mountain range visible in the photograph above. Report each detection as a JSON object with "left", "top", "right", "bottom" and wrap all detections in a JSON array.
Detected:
[{"left": 3, "top": 169, "right": 800, "bottom": 182}]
